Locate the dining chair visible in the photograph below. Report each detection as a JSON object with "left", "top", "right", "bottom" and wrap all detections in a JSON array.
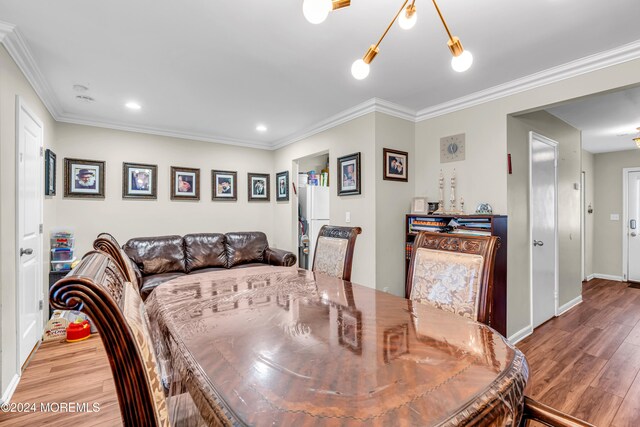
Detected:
[
  {"left": 406, "top": 231, "right": 498, "bottom": 326},
  {"left": 312, "top": 225, "right": 362, "bottom": 281},
  {"left": 93, "top": 232, "right": 140, "bottom": 289},
  {"left": 520, "top": 396, "right": 594, "bottom": 427},
  {"left": 50, "top": 250, "right": 171, "bottom": 426}
]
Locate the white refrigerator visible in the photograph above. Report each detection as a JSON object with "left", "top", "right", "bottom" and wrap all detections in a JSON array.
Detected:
[{"left": 299, "top": 186, "right": 330, "bottom": 269}]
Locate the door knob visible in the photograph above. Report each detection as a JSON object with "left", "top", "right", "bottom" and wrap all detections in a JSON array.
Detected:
[
  {"left": 632, "top": 232, "right": 638, "bottom": 237},
  {"left": 533, "top": 240, "right": 544, "bottom": 247},
  {"left": 20, "top": 248, "right": 33, "bottom": 256}
]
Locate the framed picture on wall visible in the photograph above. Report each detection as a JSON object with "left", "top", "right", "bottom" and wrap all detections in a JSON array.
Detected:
[
  {"left": 212, "top": 170, "right": 237, "bottom": 201},
  {"left": 64, "top": 158, "right": 105, "bottom": 198},
  {"left": 337, "top": 152, "right": 361, "bottom": 196},
  {"left": 248, "top": 173, "right": 270, "bottom": 201},
  {"left": 45, "top": 149, "right": 56, "bottom": 196},
  {"left": 276, "top": 171, "right": 289, "bottom": 202},
  {"left": 383, "top": 148, "right": 408, "bottom": 182},
  {"left": 122, "top": 162, "right": 157, "bottom": 199},
  {"left": 171, "top": 166, "right": 200, "bottom": 200}
]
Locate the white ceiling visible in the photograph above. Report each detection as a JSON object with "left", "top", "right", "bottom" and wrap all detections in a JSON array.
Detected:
[
  {"left": 0, "top": 0, "right": 639, "bottom": 148},
  {"left": 547, "top": 86, "right": 640, "bottom": 153}
]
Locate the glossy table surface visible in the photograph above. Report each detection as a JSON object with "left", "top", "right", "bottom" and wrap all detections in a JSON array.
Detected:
[{"left": 146, "top": 266, "right": 528, "bottom": 426}]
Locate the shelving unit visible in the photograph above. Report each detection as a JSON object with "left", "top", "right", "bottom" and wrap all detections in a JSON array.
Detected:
[{"left": 405, "top": 214, "right": 508, "bottom": 336}]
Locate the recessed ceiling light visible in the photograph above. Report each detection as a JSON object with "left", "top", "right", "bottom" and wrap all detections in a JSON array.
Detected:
[
  {"left": 75, "top": 95, "right": 95, "bottom": 103},
  {"left": 125, "top": 101, "right": 142, "bottom": 110},
  {"left": 256, "top": 124, "right": 267, "bottom": 132}
]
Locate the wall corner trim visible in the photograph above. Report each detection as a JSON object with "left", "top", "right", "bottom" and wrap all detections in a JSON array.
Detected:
[
  {"left": 508, "top": 325, "right": 533, "bottom": 345},
  {"left": 557, "top": 295, "right": 583, "bottom": 316},
  {"left": 0, "top": 374, "right": 20, "bottom": 404}
]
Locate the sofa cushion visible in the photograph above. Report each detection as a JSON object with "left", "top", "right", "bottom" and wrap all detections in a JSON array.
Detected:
[
  {"left": 225, "top": 232, "right": 268, "bottom": 268},
  {"left": 140, "top": 272, "right": 186, "bottom": 300},
  {"left": 123, "top": 235, "right": 186, "bottom": 276},
  {"left": 184, "top": 233, "right": 227, "bottom": 273}
]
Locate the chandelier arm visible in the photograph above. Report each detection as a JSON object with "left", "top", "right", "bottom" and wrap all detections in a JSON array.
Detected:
[
  {"left": 372, "top": 0, "right": 411, "bottom": 50},
  {"left": 431, "top": 0, "right": 454, "bottom": 40}
]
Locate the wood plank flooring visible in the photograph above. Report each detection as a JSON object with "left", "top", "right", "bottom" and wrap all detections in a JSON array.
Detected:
[
  {"left": 0, "top": 335, "right": 122, "bottom": 426},
  {"left": 518, "top": 278, "right": 640, "bottom": 427},
  {"left": 3, "top": 278, "right": 639, "bottom": 426}
]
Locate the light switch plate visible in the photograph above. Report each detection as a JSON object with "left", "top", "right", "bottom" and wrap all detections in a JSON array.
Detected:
[
  {"left": 345, "top": 212, "right": 351, "bottom": 223},
  {"left": 611, "top": 214, "right": 620, "bottom": 221}
]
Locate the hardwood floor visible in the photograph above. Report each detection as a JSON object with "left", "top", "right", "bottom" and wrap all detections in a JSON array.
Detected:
[
  {"left": 0, "top": 335, "right": 122, "bottom": 426},
  {"left": 518, "top": 278, "right": 640, "bottom": 427},
  {"left": 3, "top": 278, "right": 639, "bottom": 426}
]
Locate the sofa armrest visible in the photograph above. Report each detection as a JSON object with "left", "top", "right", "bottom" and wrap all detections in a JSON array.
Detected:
[{"left": 264, "top": 248, "right": 297, "bottom": 267}]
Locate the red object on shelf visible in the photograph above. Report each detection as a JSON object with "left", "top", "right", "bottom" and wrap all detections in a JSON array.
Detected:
[{"left": 66, "top": 318, "right": 91, "bottom": 342}]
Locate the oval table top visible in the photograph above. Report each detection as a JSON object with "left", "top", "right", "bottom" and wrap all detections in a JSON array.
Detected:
[{"left": 146, "top": 266, "right": 528, "bottom": 426}]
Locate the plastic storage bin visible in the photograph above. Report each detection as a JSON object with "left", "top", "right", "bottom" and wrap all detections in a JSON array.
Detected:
[
  {"left": 51, "top": 237, "right": 74, "bottom": 249},
  {"left": 51, "top": 258, "right": 76, "bottom": 272},
  {"left": 51, "top": 248, "right": 73, "bottom": 261}
]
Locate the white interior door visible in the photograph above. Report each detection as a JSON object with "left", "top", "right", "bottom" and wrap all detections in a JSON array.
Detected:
[
  {"left": 17, "top": 97, "right": 44, "bottom": 367},
  {"left": 628, "top": 171, "right": 640, "bottom": 282},
  {"left": 530, "top": 132, "right": 558, "bottom": 328}
]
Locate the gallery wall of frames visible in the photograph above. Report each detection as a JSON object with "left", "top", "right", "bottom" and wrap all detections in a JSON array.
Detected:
[{"left": 47, "top": 151, "right": 292, "bottom": 203}]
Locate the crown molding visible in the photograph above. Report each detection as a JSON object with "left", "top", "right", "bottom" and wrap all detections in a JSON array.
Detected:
[
  {"left": 56, "top": 114, "right": 274, "bottom": 150},
  {"left": 416, "top": 39, "right": 640, "bottom": 121},
  {"left": 271, "top": 98, "right": 416, "bottom": 150},
  {"left": 0, "top": 20, "right": 63, "bottom": 120}
]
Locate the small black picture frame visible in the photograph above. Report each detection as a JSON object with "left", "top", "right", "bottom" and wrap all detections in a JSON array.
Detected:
[
  {"left": 383, "top": 148, "right": 408, "bottom": 182},
  {"left": 171, "top": 166, "right": 200, "bottom": 201},
  {"left": 276, "top": 171, "right": 289, "bottom": 202},
  {"left": 337, "top": 152, "right": 361, "bottom": 196},
  {"left": 44, "top": 149, "right": 56, "bottom": 196}
]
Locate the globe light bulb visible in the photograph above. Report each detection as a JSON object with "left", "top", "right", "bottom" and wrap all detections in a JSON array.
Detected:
[
  {"left": 451, "top": 50, "right": 473, "bottom": 72},
  {"left": 303, "top": 0, "right": 332, "bottom": 24},
  {"left": 398, "top": 8, "right": 417, "bottom": 30},
  {"left": 351, "top": 59, "right": 370, "bottom": 80}
]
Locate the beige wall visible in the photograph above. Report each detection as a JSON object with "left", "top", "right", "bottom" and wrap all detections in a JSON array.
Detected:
[
  {"left": 415, "top": 59, "right": 640, "bottom": 337},
  {"left": 0, "top": 46, "right": 57, "bottom": 397},
  {"left": 272, "top": 114, "right": 377, "bottom": 287},
  {"left": 507, "top": 111, "right": 582, "bottom": 336},
  {"left": 582, "top": 150, "right": 595, "bottom": 279},
  {"left": 375, "top": 113, "right": 415, "bottom": 296},
  {"left": 593, "top": 149, "right": 640, "bottom": 277},
  {"left": 54, "top": 122, "right": 276, "bottom": 258}
]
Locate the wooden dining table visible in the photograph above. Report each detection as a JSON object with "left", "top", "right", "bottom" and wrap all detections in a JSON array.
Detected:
[{"left": 145, "top": 265, "right": 529, "bottom": 426}]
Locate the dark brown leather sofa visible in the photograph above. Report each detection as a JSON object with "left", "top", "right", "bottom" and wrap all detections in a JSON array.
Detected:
[{"left": 123, "top": 232, "right": 296, "bottom": 300}]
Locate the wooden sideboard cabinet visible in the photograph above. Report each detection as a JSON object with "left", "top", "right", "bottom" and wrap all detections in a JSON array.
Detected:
[{"left": 405, "top": 214, "right": 508, "bottom": 336}]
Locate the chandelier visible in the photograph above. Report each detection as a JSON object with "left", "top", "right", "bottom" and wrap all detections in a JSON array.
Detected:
[
  {"left": 302, "top": 0, "right": 473, "bottom": 80},
  {"left": 634, "top": 128, "right": 640, "bottom": 148}
]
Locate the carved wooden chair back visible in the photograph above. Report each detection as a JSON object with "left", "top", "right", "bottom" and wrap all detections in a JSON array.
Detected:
[
  {"left": 50, "top": 250, "right": 169, "bottom": 426},
  {"left": 93, "top": 232, "right": 139, "bottom": 289},
  {"left": 406, "top": 232, "right": 498, "bottom": 326},
  {"left": 312, "top": 225, "right": 362, "bottom": 282},
  {"left": 520, "top": 396, "right": 594, "bottom": 427}
]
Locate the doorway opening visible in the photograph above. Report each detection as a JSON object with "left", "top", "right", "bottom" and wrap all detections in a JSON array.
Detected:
[{"left": 294, "top": 152, "right": 330, "bottom": 270}]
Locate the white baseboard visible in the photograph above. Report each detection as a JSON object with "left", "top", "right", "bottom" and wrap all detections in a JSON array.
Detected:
[
  {"left": 585, "top": 274, "right": 596, "bottom": 281},
  {"left": 557, "top": 295, "right": 582, "bottom": 316},
  {"left": 592, "top": 273, "right": 624, "bottom": 282},
  {"left": 508, "top": 325, "right": 533, "bottom": 345},
  {"left": 0, "top": 374, "right": 20, "bottom": 404}
]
